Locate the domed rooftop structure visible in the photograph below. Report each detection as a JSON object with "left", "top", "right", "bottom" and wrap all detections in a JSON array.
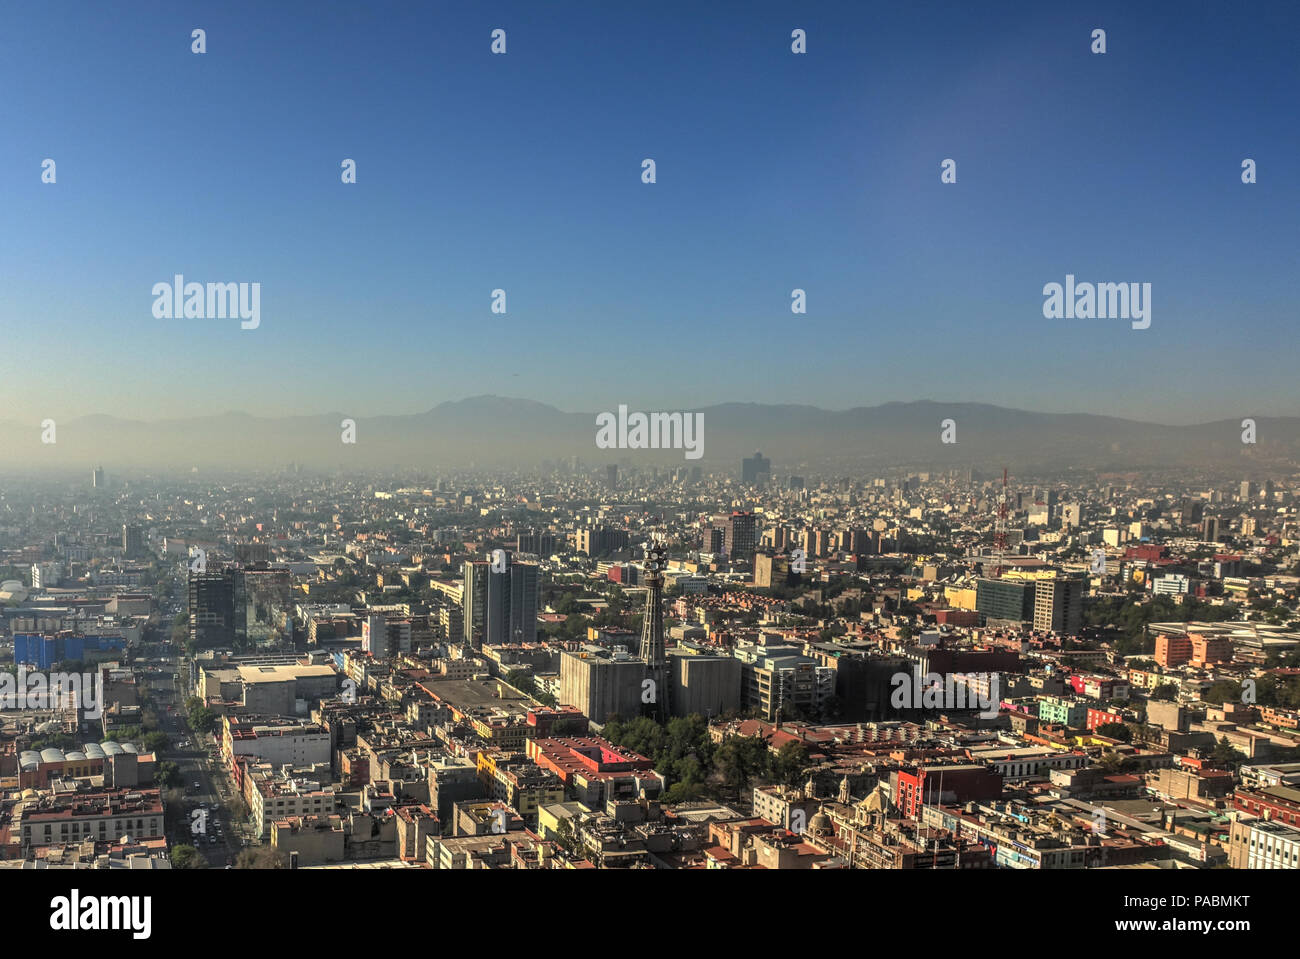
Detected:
[
  {"left": 0, "top": 580, "right": 27, "bottom": 603},
  {"left": 807, "top": 810, "right": 833, "bottom": 837}
]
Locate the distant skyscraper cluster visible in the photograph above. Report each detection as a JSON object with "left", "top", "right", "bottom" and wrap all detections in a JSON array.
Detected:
[{"left": 742, "top": 451, "right": 771, "bottom": 486}]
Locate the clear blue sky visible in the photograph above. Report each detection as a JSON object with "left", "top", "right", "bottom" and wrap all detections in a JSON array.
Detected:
[{"left": 1, "top": 0, "right": 1296, "bottom": 425}]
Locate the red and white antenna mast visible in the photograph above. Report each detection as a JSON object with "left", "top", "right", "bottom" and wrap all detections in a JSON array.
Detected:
[{"left": 992, "top": 468, "right": 1009, "bottom": 576}]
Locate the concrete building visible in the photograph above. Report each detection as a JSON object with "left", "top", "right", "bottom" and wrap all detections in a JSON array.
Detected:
[
  {"left": 527, "top": 737, "right": 663, "bottom": 808},
  {"left": 669, "top": 651, "right": 741, "bottom": 719},
  {"left": 975, "top": 578, "right": 1034, "bottom": 624},
  {"left": 559, "top": 649, "right": 647, "bottom": 723},
  {"left": 247, "top": 770, "right": 339, "bottom": 839},
  {"left": 428, "top": 756, "right": 486, "bottom": 822},
  {"left": 15, "top": 788, "right": 164, "bottom": 853},
  {"left": 237, "top": 664, "right": 338, "bottom": 716},
  {"left": 1228, "top": 818, "right": 1300, "bottom": 869},
  {"left": 222, "top": 715, "right": 332, "bottom": 768},
  {"left": 271, "top": 815, "right": 346, "bottom": 866},
  {"left": 734, "top": 643, "right": 835, "bottom": 722},
  {"left": 1033, "top": 576, "right": 1084, "bottom": 636}
]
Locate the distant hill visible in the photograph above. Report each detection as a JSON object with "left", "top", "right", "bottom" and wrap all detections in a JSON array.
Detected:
[{"left": 1, "top": 397, "right": 1295, "bottom": 474}]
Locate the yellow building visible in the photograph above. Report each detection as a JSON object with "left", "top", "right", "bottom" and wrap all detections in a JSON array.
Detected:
[{"left": 944, "top": 587, "right": 978, "bottom": 611}]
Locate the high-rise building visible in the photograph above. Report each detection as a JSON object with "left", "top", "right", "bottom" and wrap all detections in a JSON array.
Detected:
[
  {"left": 235, "top": 542, "right": 270, "bottom": 564},
  {"left": 753, "top": 552, "right": 793, "bottom": 589},
  {"left": 462, "top": 561, "right": 489, "bottom": 647},
  {"left": 122, "top": 524, "right": 143, "bottom": 559},
  {"left": 1033, "top": 576, "right": 1084, "bottom": 636},
  {"left": 701, "top": 525, "right": 725, "bottom": 554},
  {"left": 742, "top": 452, "right": 771, "bottom": 486},
  {"left": 189, "top": 569, "right": 237, "bottom": 649},
  {"left": 516, "top": 529, "right": 556, "bottom": 555},
  {"left": 508, "top": 561, "right": 539, "bottom": 644},
  {"left": 92, "top": 466, "right": 105, "bottom": 489},
  {"left": 575, "top": 526, "right": 629, "bottom": 557},
  {"left": 235, "top": 565, "right": 293, "bottom": 646},
  {"left": 975, "top": 578, "right": 1034, "bottom": 624},
  {"left": 724, "top": 511, "right": 758, "bottom": 563},
  {"left": 1201, "top": 516, "right": 1222, "bottom": 542},
  {"left": 606, "top": 464, "right": 619, "bottom": 490},
  {"left": 462, "top": 557, "right": 539, "bottom": 648},
  {"left": 363, "top": 613, "right": 390, "bottom": 657},
  {"left": 439, "top": 605, "right": 463, "bottom": 643}
]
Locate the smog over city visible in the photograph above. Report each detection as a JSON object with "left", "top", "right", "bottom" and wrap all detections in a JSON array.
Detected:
[{"left": 1, "top": 0, "right": 1293, "bottom": 945}]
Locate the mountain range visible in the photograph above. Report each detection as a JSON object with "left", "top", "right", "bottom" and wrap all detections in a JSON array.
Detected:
[{"left": 1, "top": 397, "right": 1295, "bottom": 475}]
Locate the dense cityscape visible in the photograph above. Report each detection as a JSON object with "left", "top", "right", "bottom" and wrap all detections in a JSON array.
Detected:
[
  {"left": 1, "top": 455, "right": 1298, "bottom": 876},
  {"left": 3, "top": 0, "right": 1293, "bottom": 942}
]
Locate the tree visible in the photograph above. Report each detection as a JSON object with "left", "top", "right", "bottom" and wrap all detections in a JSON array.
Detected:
[
  {"left": 820, "top": 694, "right": 845, "bottom": 722},
  {"left": 227, "top": 796, "right": 251, "bottom": 822},
  {"left": 185, "top": 696, "right": 219, "bottom": 735},
  {"left": 1095, "top": 750, "right": 1125, "bottom": 774},
  {"left": 155, "top": 761, "right": 182, "bottom": 789},
  {"left": 505, "top": 669, "right": 536, "bottom": 696},
  {"left": 715, "top": 735, "right": 771, "bottom": 791},
  {"left": 1210, "top": 736, "right": 1241, "bottom": 768},
  {"left": 553, "top": 816, "right": 583, "bottom": 859},
  {"left": 1096, "top": 723, "right": 1132, "bottom": 743},
  {"left": 170, "top": 845, "right": 208, "bottom": 869},
  {"left": 1148, "top": 684, "right": 1178, "bottom": 702},
  {"left": 236, "top": 847, "right": 289, "bottom": 869},
  {"left": 772, "top": 741, "right": 812, "bottom": 786}
]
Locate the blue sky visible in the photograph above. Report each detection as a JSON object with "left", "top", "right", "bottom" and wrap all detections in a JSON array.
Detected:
[{"left": 1, "top": 0, "right": 1296, "bottom": 425}]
